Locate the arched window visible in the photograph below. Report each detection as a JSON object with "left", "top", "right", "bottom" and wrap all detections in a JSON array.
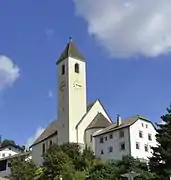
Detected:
[
  {"left": 75, "top": 63, "right": 79, "bottom": 73},
  {"left": 62, "top": 64, "right": 65, "bottom": 75}
]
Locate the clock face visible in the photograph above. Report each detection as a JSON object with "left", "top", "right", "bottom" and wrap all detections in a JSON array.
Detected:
[{"left": 73, "top": 81, "right": 82, "bottom": 89}]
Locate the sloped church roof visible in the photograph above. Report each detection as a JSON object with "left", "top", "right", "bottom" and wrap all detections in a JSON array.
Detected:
[
  {"left": 30, "top": 121, "right": 58, "bottom": 147},
  {"left": 30, "top": 100, "right": 98, "bottom": 147},
  {"left": 56, "top": 38, "right": 85, "bottom": 65}
]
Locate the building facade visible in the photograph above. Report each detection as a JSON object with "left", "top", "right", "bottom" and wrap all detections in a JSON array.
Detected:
[
  {"left": 0, "top": 144, "right": 24, "bottom": 160},
  {"left": 0, "top": 144, "right": 30, "bottom": 178},
  {"left": 93, "top": 115, "right": 157, "bottom": 162}
]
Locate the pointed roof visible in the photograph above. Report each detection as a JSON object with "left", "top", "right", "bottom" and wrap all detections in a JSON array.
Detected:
[
  {"left": 86, "top": 113, "right": 112, "bottom": 130},
  {"left": 30, "top": 101, "right": 98, "bottom": 148},
  {"left": 56, "top": 38, "right": 85, "bottom": 65},
  {"left": 76, "top": 99, "right": 112, "bottom": 129}
]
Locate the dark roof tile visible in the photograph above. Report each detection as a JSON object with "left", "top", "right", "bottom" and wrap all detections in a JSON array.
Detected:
[
  {"left": 30, "top": 120, "right": 58, "bottom": 147},
  {"left": 86, "top": 113, "right": 112, "bottom": 130},
  {"left": 56, "top": 39, "right": 85, "bottom": 65},
  {"left": 93, "top": 115, "right": 153, "bottom": 136}
]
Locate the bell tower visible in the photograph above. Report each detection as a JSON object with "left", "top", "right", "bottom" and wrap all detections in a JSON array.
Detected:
[{"left": 56, "top": 38, "right": 87, "bottom": 144}]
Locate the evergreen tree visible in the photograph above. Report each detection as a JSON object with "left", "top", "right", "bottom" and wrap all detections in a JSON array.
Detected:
[
  {"left": 149, "top": 105, "right": 171, "bottom": 180},
  {"left": 1, "top": 139, "right": 15, "bottom": 147}
]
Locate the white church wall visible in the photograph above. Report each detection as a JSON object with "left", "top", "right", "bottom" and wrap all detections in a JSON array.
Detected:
[
  {"left": 31, "top": 142, "right": 43, "bottom": 166},
  {"left": 77, "top": 100, "right": 111, "bottom": 145},
  {"left": 68, "top": 57, "right": 87, "bottom": 143},
  {"left": 129, "top": 119, "right": 157, "bottom": 161},
  {"left": 57, "top": 60, "right": 70, "bottom": 144},
  {"left": 57, "top": 57, "right": 87, "bottom": 144},
  {"left": 31, "top": 135, "right": 58, "bottom": 166}
]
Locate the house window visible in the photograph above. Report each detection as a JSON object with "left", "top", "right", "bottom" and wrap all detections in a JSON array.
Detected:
[
  {"left": 75, "top": 63, "right": 79, "bottom": 73},
  {"left": 108, "top": 146, "right": 113, "bottom": 153},
  {"left": 119, "top": 130, "right": 124, "bottom": 138},
  {"left": 2, "top": 154, "right": 5, "bottom": 157},
  {"left": 142, "top": 123, "right": 144, "bottom": 127},
  {"left": 49, "top": 140, "right": 53, "bottom": 146},
  {"left": 101, "top": 150, "right": 104, "bottom": 155},
  {"left": 136, "top": 142, "right": 140, "bottom": 150},
  {"left": 105, "top": 136, "right": 108, "bottom": 141},
  {"left": 9, "top": 154, "right": 11, "bottom": 156},
  {"left": 109, "top": 133, "right": 113, "bottom": 139},
  {"left": 146, "top": 124, "right": 148, "bottom": 128},
  {"left": 62, "top": 64, "right": 65, "bottom": 75},
  {"left": 148, "top": 134, "right": 152, "bottom": 141},
  {"left": 145, "top": 145, "right": 148, "bottom": 152},
  {"left": 120, "top": 142, "right": 125, "bottom": 150},
  {"left": 100, "top": 137, "right": 104, "bottom": 143},
  {"left": 139, "top": 131, "right": 143, "bottom": 138},
  {"left": 42, "top": 143, "right": 45, "bottom": 154}
]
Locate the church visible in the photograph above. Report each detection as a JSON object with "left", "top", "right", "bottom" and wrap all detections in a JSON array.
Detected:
[
  {"left": 30, "top": 39, "right": 113, "bottom": 166},
  {"left": 30, "top": 39, "right": 157, "bottom": 166}
]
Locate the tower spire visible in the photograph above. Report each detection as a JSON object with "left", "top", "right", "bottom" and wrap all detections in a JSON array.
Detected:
[
  {"left": 69, "top": 36, "right": 72, "bottom": 42},
  {"left": 56, "top": 38, "right": 85, "bottom": 65}
]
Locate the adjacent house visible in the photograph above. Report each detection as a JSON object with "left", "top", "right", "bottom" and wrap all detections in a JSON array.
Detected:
[
  {"left": 93, "top": 115, "right": 157, "bottom": 162},
  {"left": 0, "top": 151, "right": 31, "bottom": 178},
  {"left": 0, "top": 144, "right": 24, "bottom": 160}
]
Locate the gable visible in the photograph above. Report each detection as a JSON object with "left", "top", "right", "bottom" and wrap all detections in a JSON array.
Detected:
[
  {"left": 76, "top": 99, "right": 112, "bottom": 129},
  {"left": 131, "top": 117, "right": 156, "bottom": 132},
  {"left": 86, "top": 113, "right": 112, "bottom": 130},
  {"left": 76, "top": 100, "right": 112, "bottom": 144}
]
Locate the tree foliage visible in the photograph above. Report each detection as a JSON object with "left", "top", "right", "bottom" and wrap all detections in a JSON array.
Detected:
[
  {"left": 9, "top": 142, "right": 160, "bottom": 180},
  {"left": 10, "top": 157, "right": 36, "bottom": 180},
  {"left": 149, "top": 106, "right": 171, "bottom": 180},
  {"left": 87, "top": 162, "right": 119, "bottom": 180},
  {"left": 0, "top": 139, "right": 25, "bottom": 151},
  {"left": 1, "top": 139, "right": 16, "bottom": 147},
  {"left": 43, "top": 147, "right": 74, "bottom": 179},
  {"left": 87, "top": 156, "right": 154, "bottom": 180}
]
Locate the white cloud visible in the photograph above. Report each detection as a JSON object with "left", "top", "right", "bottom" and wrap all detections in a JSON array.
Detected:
[
  {"left": 25, "top": 127, "right": 45, "bottom": 148},
  {"left": 0, "top": 55, "right": 20, "bottom": 91},
  {"left": 48, "top": 90, "right": 53, "bottom": 98},
  {"left": 73, "top": 0, "right": 171, "bottom": 58}
]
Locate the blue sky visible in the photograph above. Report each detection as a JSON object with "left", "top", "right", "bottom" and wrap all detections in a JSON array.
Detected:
[{"left": 0, "top": 0, "right": 171, "bottom": 146}]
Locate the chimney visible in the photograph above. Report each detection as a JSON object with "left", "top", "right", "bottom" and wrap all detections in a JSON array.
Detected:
[{"left": 117, "top": 114, "right": 122, "bottom": 126}]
